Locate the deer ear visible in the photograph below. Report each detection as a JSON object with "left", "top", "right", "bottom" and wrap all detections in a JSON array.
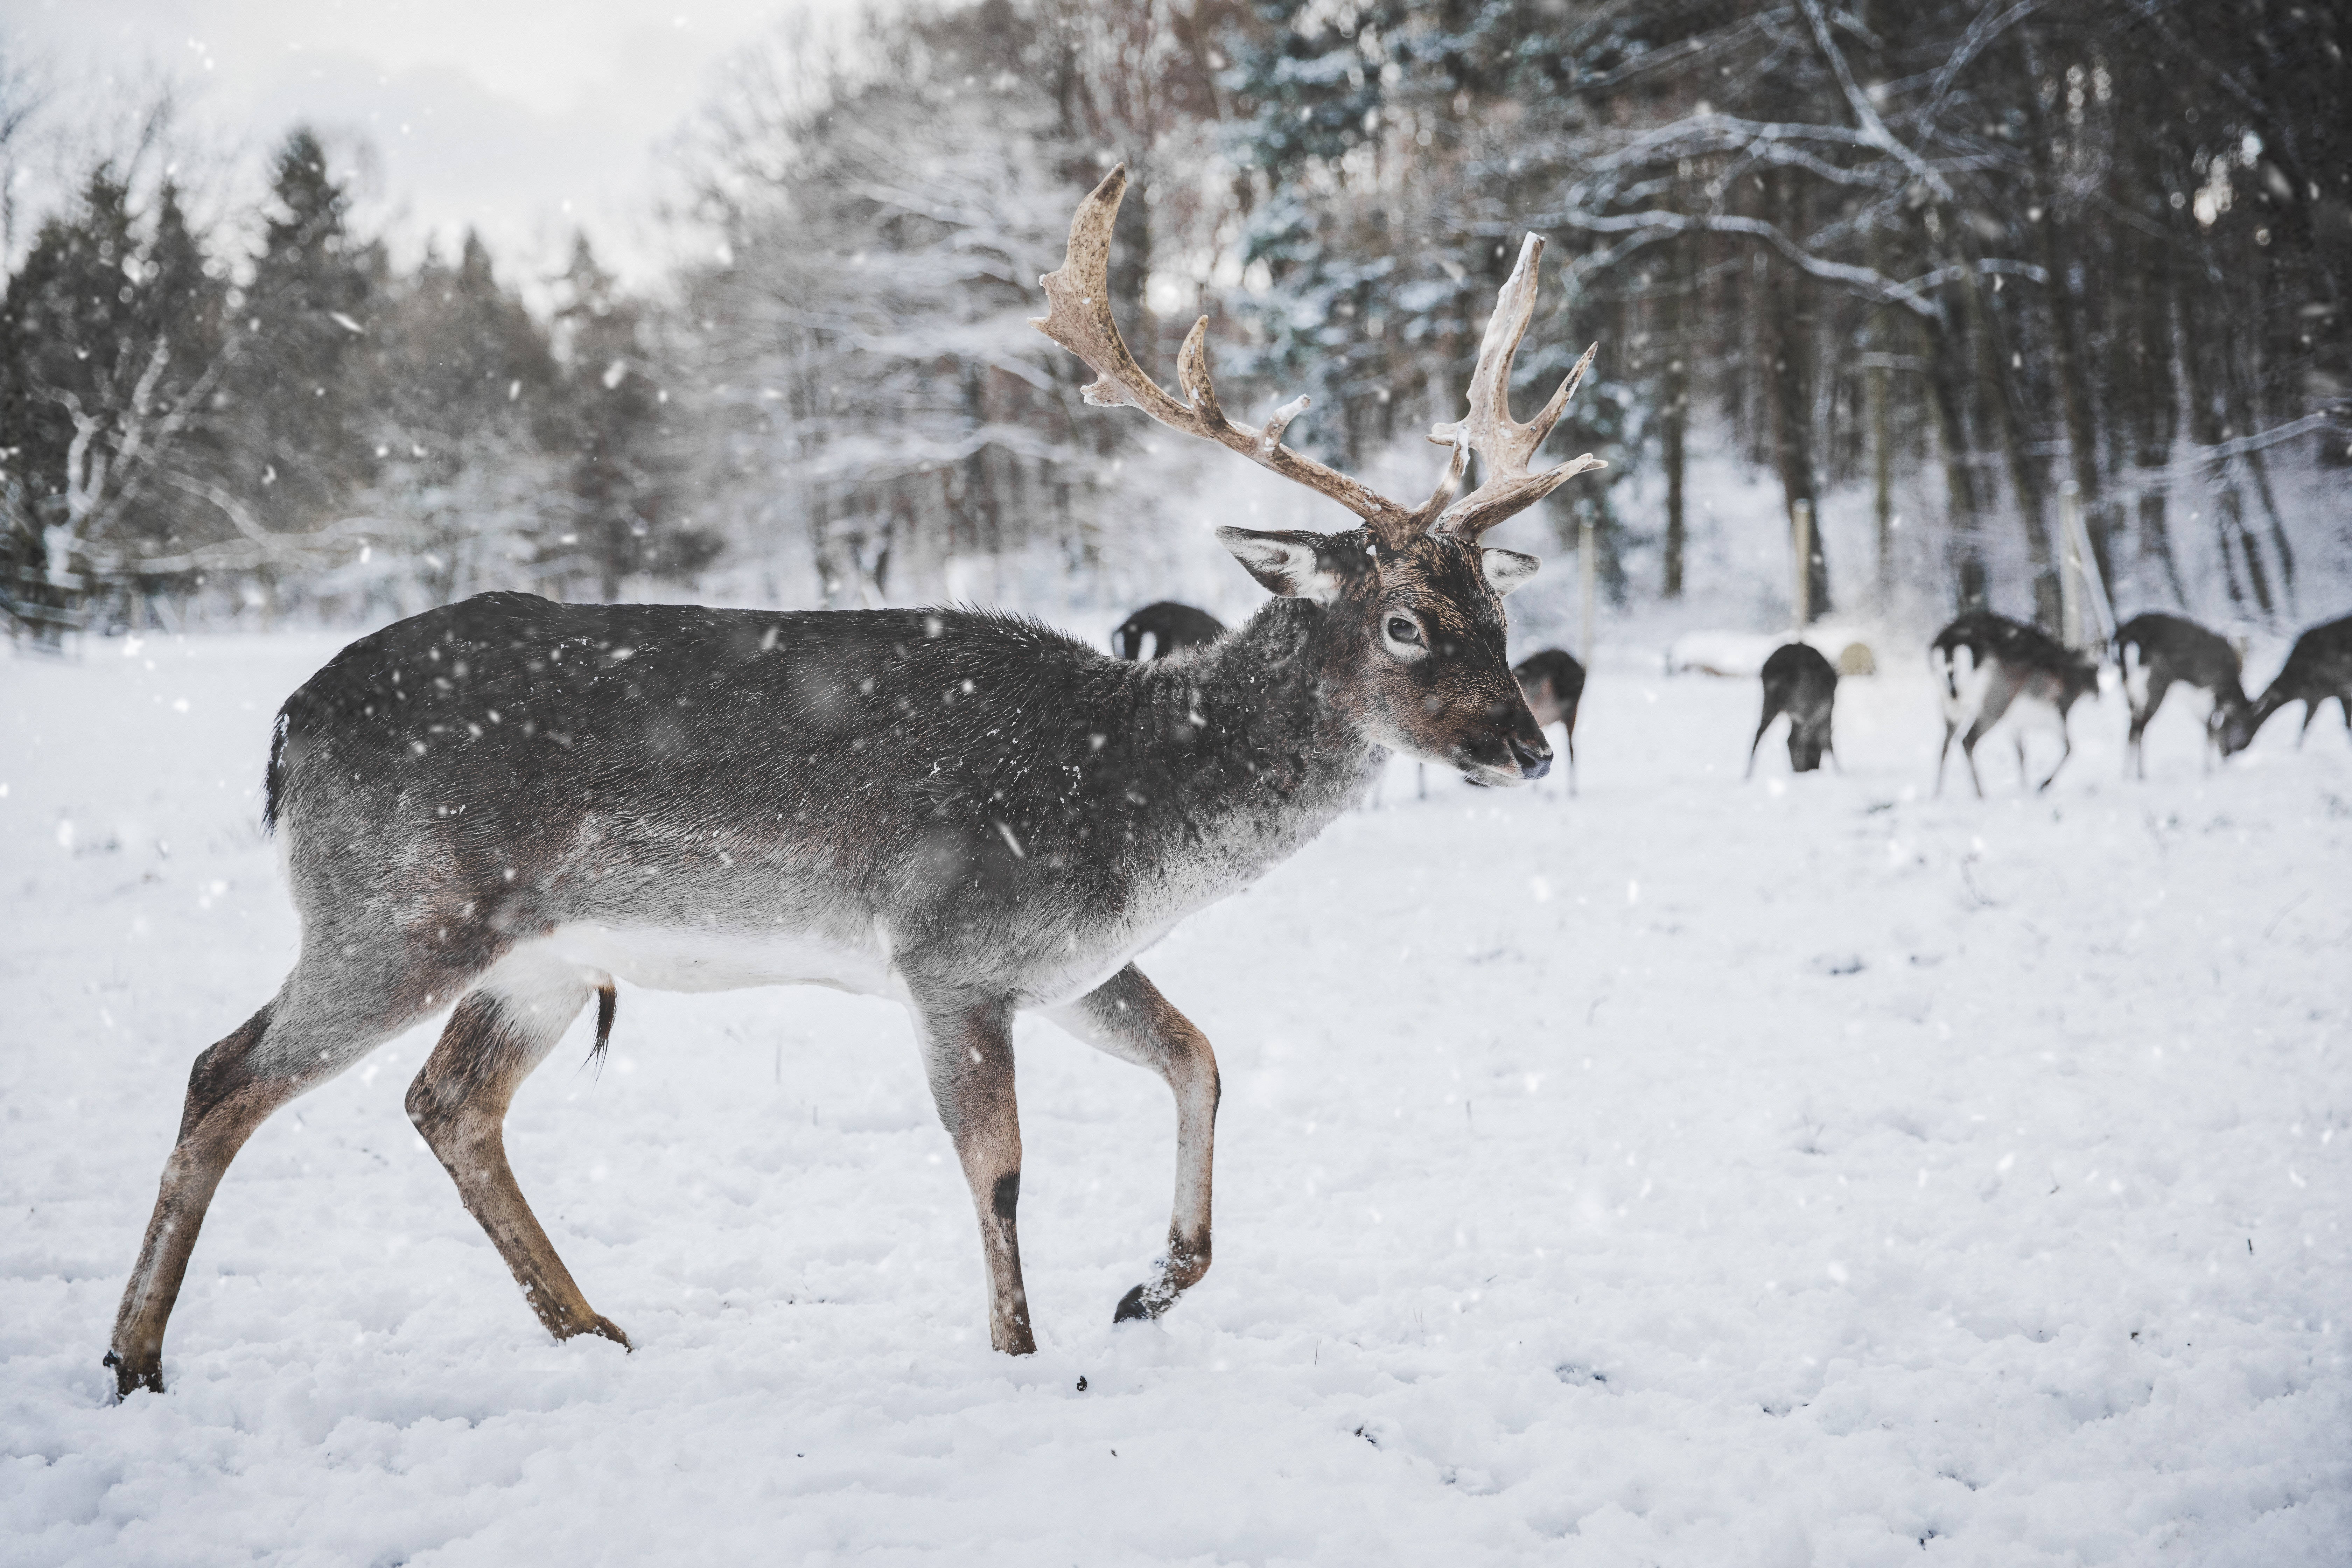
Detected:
[
  {"left": 1482, "top": 547, "right": 1541, "bottom": 597},
  {"left": 1216, "top": 527, "right": 1349, "bottom": 605}
]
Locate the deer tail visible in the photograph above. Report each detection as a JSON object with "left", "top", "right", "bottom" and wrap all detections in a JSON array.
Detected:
[{"left": 588, "top": 981, "right": 618, "bottom": 1074}]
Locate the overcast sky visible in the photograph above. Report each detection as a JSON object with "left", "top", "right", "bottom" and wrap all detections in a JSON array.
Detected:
[{"left": 6, "top": 0, "right": 859, "bottom": 290}]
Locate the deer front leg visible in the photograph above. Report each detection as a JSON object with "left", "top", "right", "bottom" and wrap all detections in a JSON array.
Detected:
[
  {"left": 406, "top": 969, "right": 628, "bottom": 1350},
  {"left": 1051, "top": 964, "right": 1219, "bottom": 1326},
  {"left": 910, "top": 992, "right": 1034, "bottom": 1354}
]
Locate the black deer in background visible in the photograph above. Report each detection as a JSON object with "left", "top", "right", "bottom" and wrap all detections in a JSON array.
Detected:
[
  {"left": 1746, "top": 642, "right": 1839, "bottom": 777},
  {"left": 1931, "top": 611, "right": 2101, "bottom": 796},
  {"left": 1512, "top": 648, "right": 1585, "bottom": 795},
  {"left": 1112, "top": 601, "right": 1225, "bottom": 661},
  {"left": 2249, "top": 614, "right": 2352, "bottom": 747},
  {"left": 2113, "top": 612, "right": 2256, "bottom": 777},
  {"left": 103, "top": 163, "right": 1606, "bottom": 1398}
]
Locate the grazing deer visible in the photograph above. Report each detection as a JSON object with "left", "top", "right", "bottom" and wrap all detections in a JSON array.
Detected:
[
  {"left": 1111, "top": 601, "right": 1225, "bottom": 661},
  {"left": 2248, "top": 613, "right": 2352, "bottom": 746},
  {"left": 1512, "top": 648, "right": 1585, "bottom": 794},
  {"left": 1930, "top": 611, "right": 2100, "bottom": 796},
  {"left": 1746, "top": 642, "right": 1839, "bottom": 777},
  {"left": 2113, "top": 612, "right": 2256, "bottom": 776},
  {"left": 104, "top": 164, "right": 1604, "bottom": 1397}
]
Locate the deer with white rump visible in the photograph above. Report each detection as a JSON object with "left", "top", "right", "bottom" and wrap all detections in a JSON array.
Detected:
[
  {"left": 104, "top": 166, "right": 1604, "bottom": 1396},
  {"left": 2113, "top": 612, "right": 2257, "bottom": 777},
  {"left": 1930, "top": 610, "right": 2101, "bottom": 796}
]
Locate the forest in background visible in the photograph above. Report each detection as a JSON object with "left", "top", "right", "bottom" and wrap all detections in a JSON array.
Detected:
[{"left": 1, "top": 0, "right": 2346, "bottom": 644}]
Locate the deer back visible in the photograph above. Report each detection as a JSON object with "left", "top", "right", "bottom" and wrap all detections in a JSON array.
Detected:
[{"left": 267, "top": 592, "right": 1377, "bottom": 1006}]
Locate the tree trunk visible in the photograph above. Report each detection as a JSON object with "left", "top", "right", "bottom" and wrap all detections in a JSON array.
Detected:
[
  {"left": 1959, "top": 267, "right": 2058, "bottom": 629},
  {"left": 2016, "top": 26, "right": 2114, "bottom": 597},
  {"left": 2180, "top": 318, "right": 2273, "bottom": 616},
  {"left": 1661, "top": 234, "right": 1689, "bottom": 598},
  {"left": 1920, "top": 306, "right": 1987, "bottom": 609},
  {"left": 2117, "top": 163, "right": 2188, "bottom": 606},
  {"left": 1763, "top": 170, "right": 1828, "bottom": 619},
  {"left": 1867, "top": 223, "right": 1897, "bottom": 607}
]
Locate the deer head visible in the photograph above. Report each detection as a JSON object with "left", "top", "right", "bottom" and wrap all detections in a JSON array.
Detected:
[{"left": 1032, "top": 165, "right": 1606, "bottom": 785}]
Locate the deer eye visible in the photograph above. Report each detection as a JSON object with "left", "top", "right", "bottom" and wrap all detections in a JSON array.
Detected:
[{"left": 1385, "top": 615, "right": 1423, "bottom": 646}]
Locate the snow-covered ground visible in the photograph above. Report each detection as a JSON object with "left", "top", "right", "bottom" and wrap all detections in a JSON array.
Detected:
[{"left": 4, "top": 626, "right": 2348, "bottom": 1566}]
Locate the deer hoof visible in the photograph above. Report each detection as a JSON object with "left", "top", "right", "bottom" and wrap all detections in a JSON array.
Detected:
[
  {"left": 104, "top": 1348, "right": 163, "bottom": 1399},
  {"left": 1113, "top": 1284, "right": 1155, "bottom": 1323},
  {"left": 555, "top": 1314, "right": 632, "bottom": 1351}
]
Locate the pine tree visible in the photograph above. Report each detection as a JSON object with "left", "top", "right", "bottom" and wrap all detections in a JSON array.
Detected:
[
  {"left": 554, "top": 234, "right": 707, "bottom": 600},
  {"left": 225, "top": 129, "right": 374, "bottom": 536},
  {"left": 0, "top": 163, "right": 229, "bottom": 629}
]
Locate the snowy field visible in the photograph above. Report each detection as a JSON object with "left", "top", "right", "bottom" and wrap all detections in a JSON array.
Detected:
[{"left": 4, "top": 624, "right": 2349, "bottom": 1566}]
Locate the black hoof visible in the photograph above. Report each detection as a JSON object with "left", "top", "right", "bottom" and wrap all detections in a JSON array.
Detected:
[
  {"left": 1113, "top": 1284, "right": 1154, "bottom": 1323},
  {"left": 104, "top": 1349, "right": 162, "bottom": 1399}
]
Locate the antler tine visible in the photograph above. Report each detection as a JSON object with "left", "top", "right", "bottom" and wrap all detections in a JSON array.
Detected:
[
  {"left": 1031, "top": 165, "right": 1204, "bottom": 431},
  {"left": 1427, "top": 234, "right": 1607, "bottom": 542},
  {"left": 1032, "top": 164, "right": 1427, "bottom": 549},
  {"left": 1405, "top": 436, "right": 1470, "bottom": 531}
]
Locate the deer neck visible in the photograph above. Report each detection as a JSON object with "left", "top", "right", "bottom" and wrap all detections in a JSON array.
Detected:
[{"left": 1123, "top": 597, "right": 1383, "bottom": 854}]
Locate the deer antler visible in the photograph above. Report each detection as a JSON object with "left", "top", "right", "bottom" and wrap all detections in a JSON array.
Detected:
[
  {"left": 1427, "top": 234, "right": 1607, "bottom": 542},
  {"left": 1031, "top": 165, "right": 1601, "bottom": 552}
]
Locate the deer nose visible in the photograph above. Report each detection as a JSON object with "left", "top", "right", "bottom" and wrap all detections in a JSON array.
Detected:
[{"left": 1506, "top": 729, "right": 1552, "bottom": 780}]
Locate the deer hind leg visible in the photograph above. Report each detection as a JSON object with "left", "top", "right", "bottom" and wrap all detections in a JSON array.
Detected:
[
  {"left": 2129, "top": 676, "right": 2169, "bottom": 779},
  {"left": 405, "top": 953, "right": 626, "bottom": 1350},
  {"left": 109, "top": 954, "right": 459, "bottom": 1397},
  {"left": 1958, "top": 722, "right": 1993, "bottom": 798},
  {"left": 2038, "top": 724, "right": 2074, "bottom": 792},
  {"left": 910, "top": 989, "right": 1034, "bottom": 1354},
  {"left": 1050, "top": 964, "right": 1218, "bottom": 1326},
  {"left": 1745, "top": 702, "right": 1781, "bottom": 779}
]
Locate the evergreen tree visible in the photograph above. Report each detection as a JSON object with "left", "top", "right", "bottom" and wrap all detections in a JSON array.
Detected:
[
  {"left": 225, "top": 128, "right": 374, "bottom": 535},
  {"left": 1223, "top": 0, "right": 1634, "bottom": 566},
  {"left": 0, "top": 163, "right": 229, "bottom": 628},
  {"left": 354, "top": 229, "right": 567, "bottom": 606},
  {"left": 554, "top": 233, "right": 708, "bottom": 600}
]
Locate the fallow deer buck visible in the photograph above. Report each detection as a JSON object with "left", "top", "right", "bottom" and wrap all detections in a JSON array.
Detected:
[
  {"left": 104, "top": 165, "right": 1604, "bottom": 1396},
  {"left": 2113, "top": 612, "right": 2256, "bottom": 776},
  {"left": 1930, "top": 611, "right": 2101, "bottom": 796}
]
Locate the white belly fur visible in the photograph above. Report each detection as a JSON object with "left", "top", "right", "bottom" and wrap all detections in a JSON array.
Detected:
[
  {"left": 532, "top": 922, "right": 896, "bottom": 997},
  {"left": 492, "top": 917, "right": 1165, "bottom": 1014}
]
